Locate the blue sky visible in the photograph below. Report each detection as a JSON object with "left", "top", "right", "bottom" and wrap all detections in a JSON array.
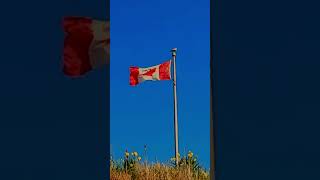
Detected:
[{"left": 110, "top": 0, "right": 210, "bottom": 168}]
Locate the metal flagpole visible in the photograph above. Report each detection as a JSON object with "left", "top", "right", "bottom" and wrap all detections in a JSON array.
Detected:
[{"left": 171, "top": 48, "right": 179, "bottom": 166}]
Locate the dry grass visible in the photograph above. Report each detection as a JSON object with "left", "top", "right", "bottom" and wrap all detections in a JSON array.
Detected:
[
  {"left": 110, "top": 149, "right": 210, "bottom": 180},
  {"left": 110, "top": 163, "right": 210, "bottom": 180}
]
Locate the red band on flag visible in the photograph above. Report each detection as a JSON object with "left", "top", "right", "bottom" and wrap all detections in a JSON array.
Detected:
[
  {"left": 129, "top": 67, "right": 140, "bottom": 86},
  {"left": 159, "top": 60, "right": 171, "bottom": 80},
  {"left": 63, "top": 17, "right": 93, "bottom": 76}
]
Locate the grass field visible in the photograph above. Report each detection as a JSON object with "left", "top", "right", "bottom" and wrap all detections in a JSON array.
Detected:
[{"left": 110, "top": 150, "right": 210, "bottom": 180}]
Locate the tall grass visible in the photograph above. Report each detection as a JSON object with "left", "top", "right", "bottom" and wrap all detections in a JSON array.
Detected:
[{"left": 110, "top": 149, "right": 210, "bottom": 180}]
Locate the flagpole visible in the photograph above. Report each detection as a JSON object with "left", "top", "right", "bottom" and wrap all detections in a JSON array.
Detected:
[{"left": 171, "top": 48, "right": 179, "bottom": 166}]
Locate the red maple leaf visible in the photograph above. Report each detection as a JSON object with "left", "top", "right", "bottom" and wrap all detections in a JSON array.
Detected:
[{"left": 141, "top": 68, "right": 156, "bottom": 76}]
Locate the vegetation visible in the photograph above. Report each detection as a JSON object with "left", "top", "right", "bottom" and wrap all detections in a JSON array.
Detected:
[{"left": 110, "top": 148, "right": 210, "bottom": 180}]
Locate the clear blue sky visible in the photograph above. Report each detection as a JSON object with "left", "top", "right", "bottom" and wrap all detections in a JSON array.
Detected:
[{"left": 110, "top": 0, "right": 210, "bottom": 168}]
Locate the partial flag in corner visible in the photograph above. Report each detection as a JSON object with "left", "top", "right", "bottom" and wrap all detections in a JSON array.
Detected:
[
  {"left": 129, "top": 60, "right": 172, "bottom": 86},
  {"left": 62, "top": 16, "right": 110, "bottom": 77}
]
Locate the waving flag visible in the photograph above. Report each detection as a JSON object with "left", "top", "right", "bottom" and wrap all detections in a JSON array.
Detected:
[
  {"left": 62, "top": 17, "right": 110, "bottom": 77},
  {"left": 129, "top": 60, "right": 171, "bottom": 86}
]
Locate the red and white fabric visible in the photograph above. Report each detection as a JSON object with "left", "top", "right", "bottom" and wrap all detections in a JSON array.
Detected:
[
  {"left": 62, "top": 16, "right": 110, "bottom": 77},
  {"left": 129, "top": 60, "right": 172, "bottom": 86}
]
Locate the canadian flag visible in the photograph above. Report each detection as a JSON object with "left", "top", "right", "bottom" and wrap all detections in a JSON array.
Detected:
[
  {"left": 62, "top": 17, "right": 110, "bottom": 77},
  {"left": 129, "top": 60, "right": 172, "bottom": 86}
]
